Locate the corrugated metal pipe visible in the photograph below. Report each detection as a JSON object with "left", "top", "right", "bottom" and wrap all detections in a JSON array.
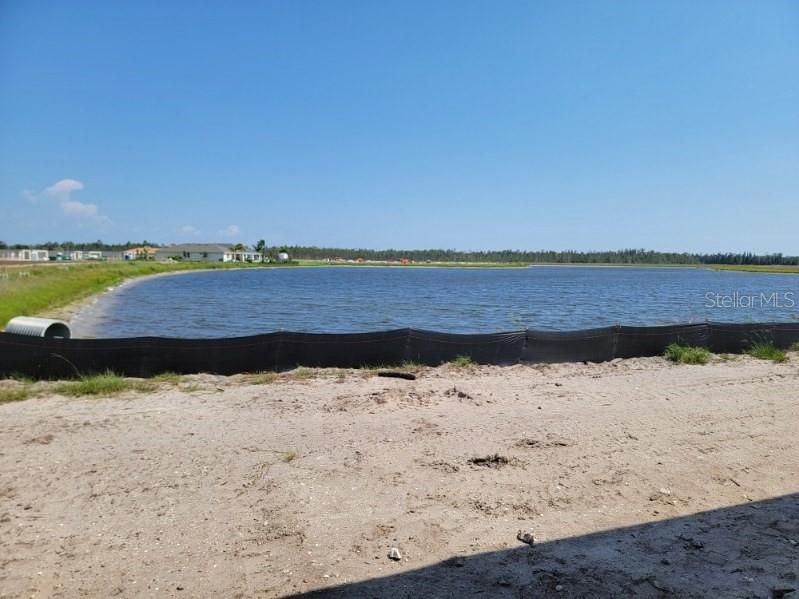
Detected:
[{"left": 4, "top": 317, "right": 71, "bottom": 339}]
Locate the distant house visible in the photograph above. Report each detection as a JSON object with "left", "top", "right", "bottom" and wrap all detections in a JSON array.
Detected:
[
  {"left": 124, "top": 246, "right": 158, "bottom": 260},
  {"left": 0, "top": 249, "right": 50, "bottom": 262},
  {"left": 277, "top": 252, "right": 290, "bottom": 262},
  {"left": 155, "top": 243, "right": 263, "bottom": 263}
]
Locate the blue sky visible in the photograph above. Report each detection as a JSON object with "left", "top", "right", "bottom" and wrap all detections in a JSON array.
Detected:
[{"left": 1, "top": 1, "right": 797, "bottom": 252}]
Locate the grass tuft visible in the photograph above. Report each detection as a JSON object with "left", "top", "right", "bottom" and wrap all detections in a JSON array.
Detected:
[
  {"left": 746, "top": 342, "right": 788, "bottom": 363},
  {"left": 151, "top": 371, "right": 182, "bottom": 384},
  {"left": 282, "top": 450, "right": 298, "bottom": 463},
  {"left": 0, "top": 387, "right": 33, "bottom": 404},
  {"left": 450, "top": 355, "right": 476, "bottom": 368},
  {"left": 54, "top": 371, "right": 154, "bottom": 397},
  {"left": 290, "top": 367, "right": 316, "bottom": 381},
  {"left": 664, "top": 344, "right": 712, "bottom": 365},
  {"left": 790, "top": 342, "right": 799, "bottom": 352},
  {"left": 241, "top": 371, "right": 279, "bottom": 385}
]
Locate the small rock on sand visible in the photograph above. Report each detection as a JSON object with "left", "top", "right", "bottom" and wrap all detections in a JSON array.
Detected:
[{"left": 516, "top": 530, "right": 535, "bottom": 545}]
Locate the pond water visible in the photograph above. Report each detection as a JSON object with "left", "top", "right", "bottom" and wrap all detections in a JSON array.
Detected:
[{"left": 71, "top": 266, "right": 799, "bottom": 338}]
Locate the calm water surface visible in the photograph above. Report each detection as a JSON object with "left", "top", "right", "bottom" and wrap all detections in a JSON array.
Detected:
[{"left": 72, "top": 266, "right": 799, "bottom": 338}]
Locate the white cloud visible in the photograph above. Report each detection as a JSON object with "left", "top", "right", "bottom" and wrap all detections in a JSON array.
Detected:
[
  {"left": 180, "top": 225, "right": 200, "bottom": 235},
  {"left": 219, "top": 224, "right": 240, "bottom": 238},
  {"left": 30, "top": 178, "right": 111, "bottom": 224},
  {"left": 44, "top": 179, "right": 84, "bottom": 198},
  {"left": 62, "top": 200, "right": 99, "bottom": 218}
]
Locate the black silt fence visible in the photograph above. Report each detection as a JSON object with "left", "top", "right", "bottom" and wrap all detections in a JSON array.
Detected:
[
  {"left": 1, "top": 322, "right": 798, "bottom": 378},
  {"left": 521, "top": 326, "right": 619, "bottom": 363},
  {"left": 616, "top": 324, "right": 709, "bottom": 359}
]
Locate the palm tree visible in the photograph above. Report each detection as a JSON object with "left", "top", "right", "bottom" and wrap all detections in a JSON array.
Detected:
[
  {"left": 230, "top": 242, "right": 246, "bottom": 262},
  {"left": 254, "top": 239, "right": 266, "bottom": 263}
]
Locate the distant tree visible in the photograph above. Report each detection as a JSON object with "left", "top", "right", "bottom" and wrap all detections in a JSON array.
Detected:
[
  {"left": 254, "top": 239, "right": 266, "bottom": 262},
  {"left": 0, "top": 240, "right": 6, "bottom": 249},
  {"left": 230, "top": 242, "right": 246, "bottom": 262}
]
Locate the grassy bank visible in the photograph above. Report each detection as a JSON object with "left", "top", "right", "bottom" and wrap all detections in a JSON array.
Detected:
[
  {"left": 0, "top": 261, "right": 270, "bottom": 328},
  {"left": 299, "top": 260, "right": 799, "bottom": 272},
  {"left": 295, "top": 259, "right": 527, "bottom": 268},
  {"left": 709, "top": 264, "right": 799, "bottom": 274}
]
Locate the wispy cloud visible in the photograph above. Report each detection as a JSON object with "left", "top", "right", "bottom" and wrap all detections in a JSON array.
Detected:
[
  {"left": 30, "top": 178, "right": 111, "bottom": 224},
  {"left": 180, "top": 225, "right": 200, "bottom": 235},
  {"left": 218, "top": 224, "right": 240, "bottom": 238}
]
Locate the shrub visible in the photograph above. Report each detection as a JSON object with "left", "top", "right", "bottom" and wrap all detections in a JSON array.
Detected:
[
  {"left": 664, "top": 344, "right": 711, "bottom": 365},
  {"left": 450, "top": 355, "right": 476, "bottom": 368},
  {"left": 746, "top": 342, "right": 788, "bottom": 363}
]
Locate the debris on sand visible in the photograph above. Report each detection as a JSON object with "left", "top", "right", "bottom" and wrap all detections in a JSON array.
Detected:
[
  {"left": 429, "top": 460, "right": 460, "bottom": 473},
  {"left": 515, "top": 436, "right": 570, "bottom": 449},
  {"left": 468, "top": 454, "right": 511, "bottom": 468},
  {"left": 388, "top": 547, "right": 402, "bottom": 561},
  {"left": 516, "top": 530, "right": 535, "bottom": 545},
  {"left": 445, "top": 386, "right": 472, "bottom": 400},
  {"left": 377, "top": 371, "right": 416, "bottom": 381}
]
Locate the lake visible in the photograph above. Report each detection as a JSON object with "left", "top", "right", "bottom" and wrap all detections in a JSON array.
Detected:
[{"left": 71, "top": 266, "right": 799, "bottom": 338}]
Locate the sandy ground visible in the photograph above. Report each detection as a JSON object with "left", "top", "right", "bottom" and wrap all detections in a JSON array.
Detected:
[{"left": 1, "top": 355, "right": 798, "bottom": 598}]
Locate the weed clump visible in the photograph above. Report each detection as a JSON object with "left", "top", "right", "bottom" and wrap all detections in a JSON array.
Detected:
[
  {"left": 746, "top": 342, "right": 788, "bottom": 363},
  {"left": 664, "top": 344, "right": 711, "bottom": 365},
  {"left": 450, "top": 355, "right": 476, "bottom": 368},
  {"left": 54, "top": 371, "right": 154, "bottom": 397}
]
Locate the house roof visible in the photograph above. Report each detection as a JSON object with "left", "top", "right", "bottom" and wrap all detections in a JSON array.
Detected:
[{"left": 156, "top": 244, "right": 236, "bottom": 253}]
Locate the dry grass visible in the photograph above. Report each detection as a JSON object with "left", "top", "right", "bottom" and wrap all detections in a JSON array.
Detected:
[
  {"left": 240, "top": 371, "right": 280, "bottom": 385},
  {"left": 0, "top": 386, "right": 33, "bottom": 404},
  {"left": 290, "top": 367, "right": 316, "bottom": 381}
]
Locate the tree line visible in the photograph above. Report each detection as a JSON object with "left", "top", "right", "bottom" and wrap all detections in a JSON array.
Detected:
[
  {"left": 279, "top": 246, "right": 799, "bottom": 266},
  {"left": 0, "top": 240, "right": 796, "bottom": 265}
]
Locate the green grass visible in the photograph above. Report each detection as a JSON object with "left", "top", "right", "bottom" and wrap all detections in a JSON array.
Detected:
[
  {"left": 240, "top": 371, "right": 279, "bottom": 385},
  {"left": 0, "top": 386, "right": 33, "bottom": 404},
  {"left": 664, "top": 344, "right": 712, "bottom": 365},
  {"left": 790, "top": 342, "right": 799, "bottom": 352},
  {"left": 0, "top": 261, "right": 273, "bottom": 328},
  {"left": 450, "top": 355, "right": 476, "bottom": 368},
  {"left": 709, "top": 264, "right": 799, "bottom": 274},
  {"left": 54, "top": 371, "right": 155, "bottom": 397},
  {"left": 746, "top": 342, "right": 788, "bottom": 363}
]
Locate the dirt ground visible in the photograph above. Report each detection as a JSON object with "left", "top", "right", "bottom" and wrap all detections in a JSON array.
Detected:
[{"left": 1, "top": 355, "right": 798, "bottom": 598}]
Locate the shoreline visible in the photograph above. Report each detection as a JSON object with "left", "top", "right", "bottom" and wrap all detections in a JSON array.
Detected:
[{"left": 35, "top": 264, "right": 281, "bottom": 326}]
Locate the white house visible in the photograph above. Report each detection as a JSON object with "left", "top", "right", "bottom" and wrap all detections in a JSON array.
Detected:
[
  {"left": 0, "top": 249, "right": 50, "bottom": 262},
  {"left": 155, "top": 243, "right": 263, "bottom": 263}
]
